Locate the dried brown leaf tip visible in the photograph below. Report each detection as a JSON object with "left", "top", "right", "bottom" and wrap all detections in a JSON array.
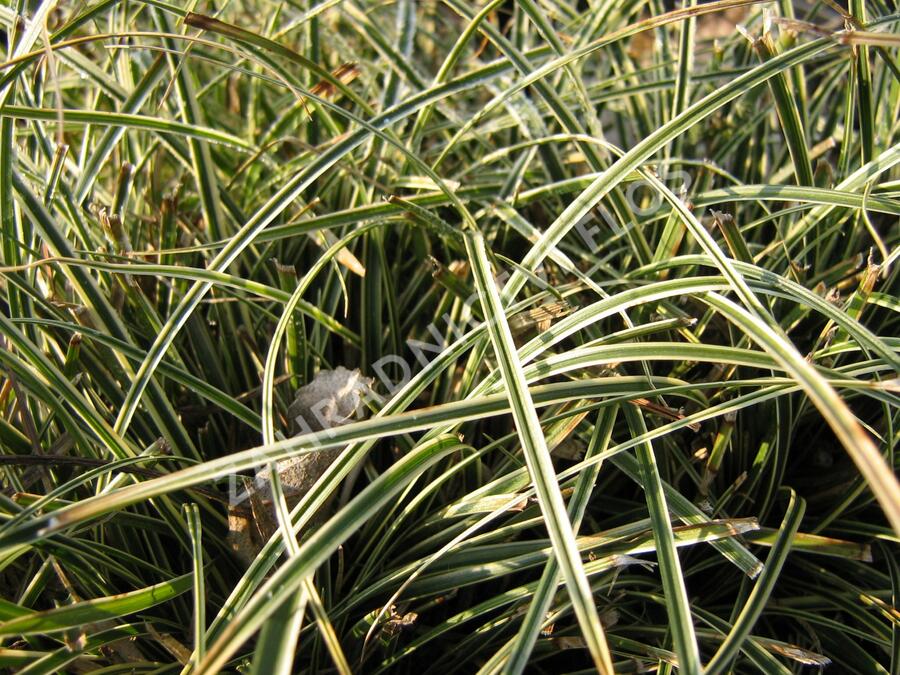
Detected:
[
  {"left": 227, "top": 367, "right": 374, "bottom": 565},
  {"left": 310, "top": 63, "right": 361, "bottom": 99},
  {"left": 509, "top": 300, "right": 572, "bottom": 337},
  {"left": 300, "top": 63, "right": 362, "bottom": 119}
]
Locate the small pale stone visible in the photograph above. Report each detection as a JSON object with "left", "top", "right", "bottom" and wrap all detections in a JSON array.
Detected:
[{"left": 228, "top": 368, "right": 373, "bottom": 565}]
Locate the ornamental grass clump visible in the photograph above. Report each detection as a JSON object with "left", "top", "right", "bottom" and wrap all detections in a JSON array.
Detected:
[{"left": 0, "top": 0, "right": 897, "bottom": 673}]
